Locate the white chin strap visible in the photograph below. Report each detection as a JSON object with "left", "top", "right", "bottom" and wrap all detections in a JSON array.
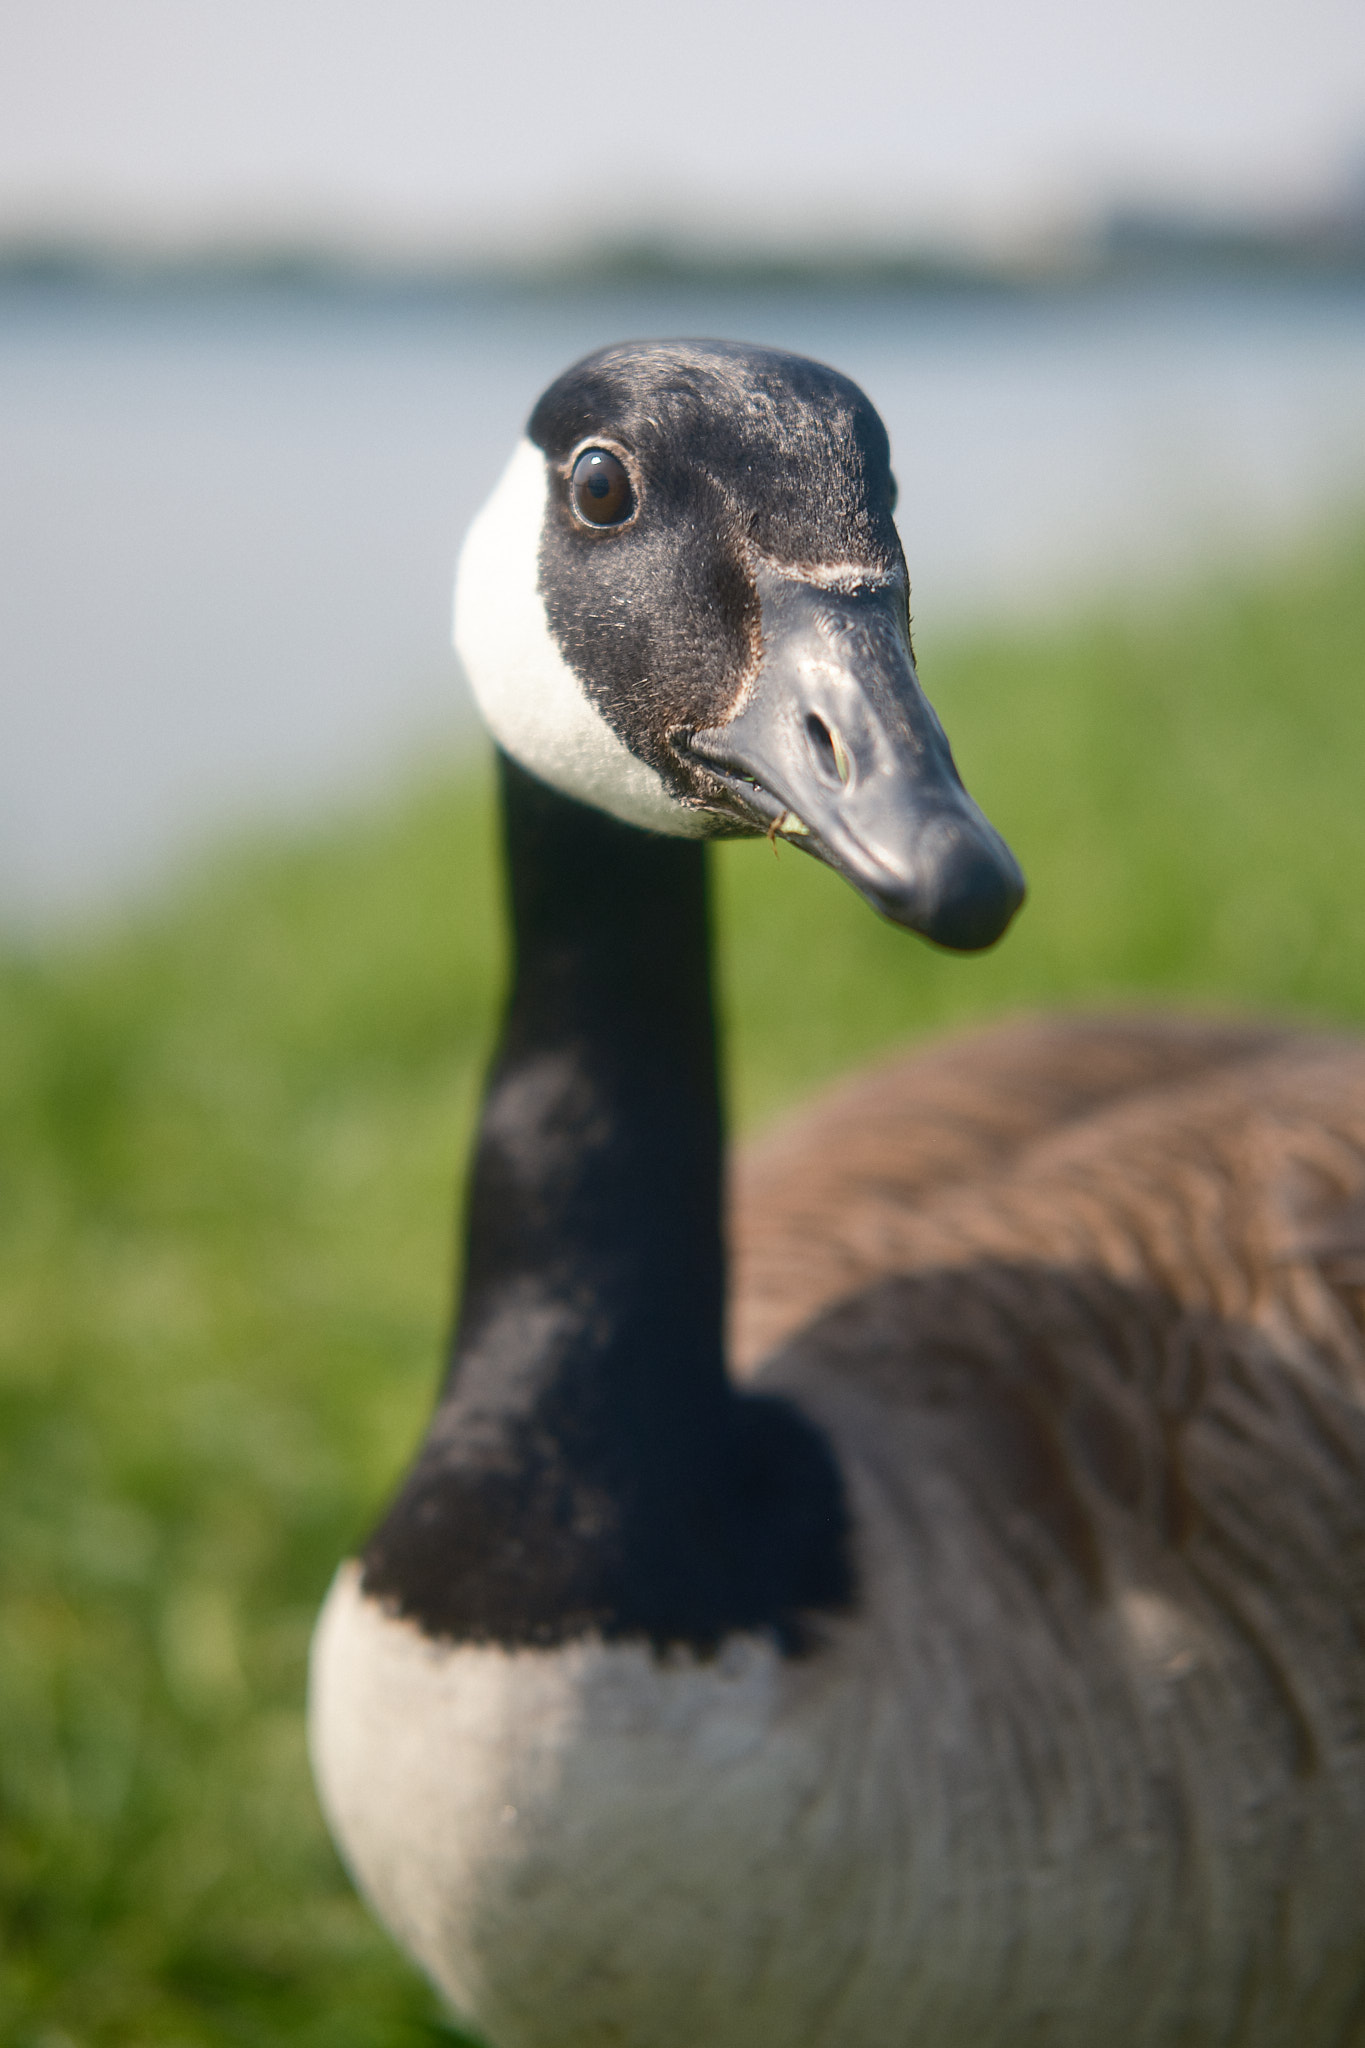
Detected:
[{"left": 453, "top": 439, "right": 710, "bottom": 839}]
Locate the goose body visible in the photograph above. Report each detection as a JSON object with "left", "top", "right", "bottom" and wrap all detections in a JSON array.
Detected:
[{"left": 309, "top": 342, "right": 1365, "bottom": 2046}]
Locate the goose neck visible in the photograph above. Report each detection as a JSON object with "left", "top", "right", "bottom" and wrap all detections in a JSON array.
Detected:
[
  {"left": 358, "top": 752, "right": 852, "bottom": 1650},
  {"left": 453, "top": 749, "right": 728, "bottom": 1425}
]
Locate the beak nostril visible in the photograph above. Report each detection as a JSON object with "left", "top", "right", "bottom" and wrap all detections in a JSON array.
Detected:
[{"left": 805, "top": 714, "right": 852, "bottom": 789}]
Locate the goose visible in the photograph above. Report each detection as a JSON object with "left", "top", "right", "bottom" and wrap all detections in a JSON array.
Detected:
[{"left": 309, "top": 338, "right": 1365, "bottom": 2048}]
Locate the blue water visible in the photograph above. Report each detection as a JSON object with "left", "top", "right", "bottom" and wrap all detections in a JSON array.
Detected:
[{"left": 3, "top": 274, "right": 1364, "bottom": 923}]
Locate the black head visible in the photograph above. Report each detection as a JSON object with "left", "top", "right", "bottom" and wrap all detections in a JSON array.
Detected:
[{"left": 455, "top": 339, "right": 1024, "bottom": 951}]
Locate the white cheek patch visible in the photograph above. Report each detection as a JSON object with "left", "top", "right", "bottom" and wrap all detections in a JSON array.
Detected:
[{"left": 453, "top": 439, "right": 709, "bottom": 839}]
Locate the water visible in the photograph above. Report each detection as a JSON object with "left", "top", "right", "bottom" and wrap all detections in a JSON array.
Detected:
[{"left": 3, "top": 272, "right": 1364, "bottom": 925}]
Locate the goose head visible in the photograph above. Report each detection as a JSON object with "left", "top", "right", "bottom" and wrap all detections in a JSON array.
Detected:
[{"left": 455, "top": 338, "right": 1024, "bottom": 950}]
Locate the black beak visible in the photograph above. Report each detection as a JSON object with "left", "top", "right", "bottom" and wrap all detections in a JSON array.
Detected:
[{"left": 687, "top": 563, "right": 1025, "bottom": 951}]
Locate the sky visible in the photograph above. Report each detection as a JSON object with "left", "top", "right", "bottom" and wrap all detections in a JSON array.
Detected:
[{"left": 1, "top": 0, "right": 1364, "bottom": 260}]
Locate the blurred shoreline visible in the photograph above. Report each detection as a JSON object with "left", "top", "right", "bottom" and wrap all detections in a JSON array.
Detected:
[
  {"left": 4, "top": 251, "right": 1365, "bottom": 931},
  {"left": 4, "top": 196, "right": 1365, "bottom": 297}
]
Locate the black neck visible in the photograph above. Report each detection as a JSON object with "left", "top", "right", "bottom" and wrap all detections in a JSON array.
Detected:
[
  {"left": 362, "top": 752, "right": 851, "bottom": 1651},
  {"left": 453, "top": 748, "right": 727, "bottom": 1433}
]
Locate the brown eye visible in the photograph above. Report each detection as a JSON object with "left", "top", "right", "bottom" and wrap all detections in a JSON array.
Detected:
[{"left": 570, "top": 448, "right": 634, "bottom": 527}]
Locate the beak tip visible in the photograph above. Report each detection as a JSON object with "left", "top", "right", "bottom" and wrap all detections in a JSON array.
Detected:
[
  {"left": 873, "top": 825, "right": 1026, "bottom": 952},
  {"left": 922, "top": 874, "right": 1026, "bottom": 953}
]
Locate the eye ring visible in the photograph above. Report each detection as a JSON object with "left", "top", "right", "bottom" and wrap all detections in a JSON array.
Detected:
[{"left": 568, "top": 445, "right": 636, "bottom": 529}]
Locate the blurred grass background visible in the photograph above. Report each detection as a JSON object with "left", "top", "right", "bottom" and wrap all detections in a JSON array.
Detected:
[{"left": 2, "top": 528, "right": 1365, "bottom": 2044}]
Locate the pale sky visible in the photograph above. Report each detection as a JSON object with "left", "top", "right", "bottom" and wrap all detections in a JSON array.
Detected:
[{"left": 1, "top": 0, "right": 1364, "bottom": 256}]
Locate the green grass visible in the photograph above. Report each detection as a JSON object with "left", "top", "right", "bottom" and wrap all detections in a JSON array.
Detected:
[{"left": 2, "top": 529, "right": 1365, "bottom": 2043}]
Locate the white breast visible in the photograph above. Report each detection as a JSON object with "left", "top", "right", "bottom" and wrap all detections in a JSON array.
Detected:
[
  {"left": 310, "top": 1560, "right": 882, "bottom": 2048},
  {"left": 307, "top": 1405, "right": 1363, "bottom": 2048}
]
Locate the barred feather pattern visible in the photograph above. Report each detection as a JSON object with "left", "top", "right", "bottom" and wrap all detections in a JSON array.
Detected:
[{"left": 721, "top": 1014, "right": 1365, "bottom": 2043}]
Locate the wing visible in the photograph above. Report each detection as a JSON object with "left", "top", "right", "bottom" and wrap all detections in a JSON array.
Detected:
[{"left": 730, "top": 1011, "right": 1294, "bottom": 1371}]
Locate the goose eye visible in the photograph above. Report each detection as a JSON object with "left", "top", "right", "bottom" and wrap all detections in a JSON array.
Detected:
[{"left": 570, "top": 448, "right": 634, "bottom": 527}]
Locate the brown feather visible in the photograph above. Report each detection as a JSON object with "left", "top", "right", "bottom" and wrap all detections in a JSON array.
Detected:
[{"left": 722, "top": 1013, "right": 1365, "bottom": 2035}]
